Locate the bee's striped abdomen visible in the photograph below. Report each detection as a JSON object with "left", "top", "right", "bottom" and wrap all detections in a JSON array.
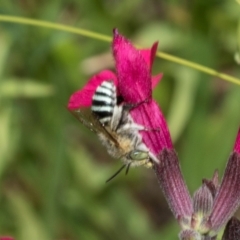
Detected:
[{"left": 91, "top": 80, "right": 117, "bottom": 125}]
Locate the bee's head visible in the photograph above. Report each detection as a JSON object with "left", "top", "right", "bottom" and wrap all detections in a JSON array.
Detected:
[{"left": 128, "top": 150, "right": 149, "bottom": 161}]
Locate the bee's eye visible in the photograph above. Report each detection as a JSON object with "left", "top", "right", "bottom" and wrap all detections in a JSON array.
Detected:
[{"left": 129, "top": 150, "right": 148, "bottom": 160}]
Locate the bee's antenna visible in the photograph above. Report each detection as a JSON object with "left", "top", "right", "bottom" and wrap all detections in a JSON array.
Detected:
[
  {"left": 106, "top": 164, "right": 126, "bottom": 183},
  {"left": 125, "top": 163, "right": 131, "bottom": 175}
]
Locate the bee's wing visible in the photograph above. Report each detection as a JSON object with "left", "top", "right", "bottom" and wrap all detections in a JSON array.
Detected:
[{"left": 70, "top": 108, "right": 120, "bottom": 147}]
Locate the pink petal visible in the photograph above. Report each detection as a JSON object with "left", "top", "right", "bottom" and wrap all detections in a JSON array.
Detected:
[
  {"left": 130, "top": 100, "right": 173, "bottom": 155},
  {"left": 112, "top": 29, "right": 152, "bottom": 104},
  {"left": 140, "top": 42, "right": 159, "bottom": 71},
  {"left": 140, "top": 42, "right": 163, "bottom": 89},
  {"left": 0, "top": 237, "right": 14, "bottom": 240},
  {"left": 152, "top": 74, "right": 163, "bottom": 89},
  {"left": 234, "top": 128, "right": 240, "bottom": 153},
  {"left": 68, "top": 70, "right": 117, "bottom": 109}
]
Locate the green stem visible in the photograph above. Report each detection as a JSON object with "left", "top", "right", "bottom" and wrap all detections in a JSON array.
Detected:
[
  {"left": 0, "top": 15, "right": 240, "bottom": 86},
  {"left": 155, "top": 52, "right": 240, "bottom": 86},
  {"left": 0, "top": 15, "right": 112, "bottom": 42}
]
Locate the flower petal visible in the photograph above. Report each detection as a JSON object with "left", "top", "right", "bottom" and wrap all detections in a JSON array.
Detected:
[
  {"left": 140, "top": 41, "right": 159, "bottom": 70},
  {"left": 112, "top": 29, "right": 152, "bottom": 103},
  {"left": 68, "top": 70, "right": 117, "bottom": 109},
  {"left": 130, "top": 100, "right": 173, "bottom": 155},
  {"left": 210, "top": 152, "right": 240, "bottom": 232},
  {"left": 152, "top": 74, "right": 163, "bottom": 89},
  {"left": 140, "top": 42, "right": 163, "bottom": 89}
]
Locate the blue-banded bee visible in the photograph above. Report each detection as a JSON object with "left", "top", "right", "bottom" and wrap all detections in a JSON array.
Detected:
[{"left": 72, "top": 80, "right": 159, "bottom": 179}]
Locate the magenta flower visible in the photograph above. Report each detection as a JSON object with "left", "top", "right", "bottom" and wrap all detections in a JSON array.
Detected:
[
  {"left": 177, "top": 129, "right": 240, "bottom": 240},
  {"left": 68, "top": 29, "right": 193, "bottom": 233},
  {"left": 68, "top": 29, "right": 240, "bottom": 239},
  {"left": 68, "top": 29, "right": 173, "bottom": 157},
  {"left": 0, "top": 237, "right": 14, "bottom": 240},
  {"left": 68, "top": 28, "right": 191, "bottom": 230}
]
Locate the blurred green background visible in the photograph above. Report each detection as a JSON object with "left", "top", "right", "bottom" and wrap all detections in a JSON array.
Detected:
[{"left": 0, "top": 1, "right": 240, "bottom": 239}]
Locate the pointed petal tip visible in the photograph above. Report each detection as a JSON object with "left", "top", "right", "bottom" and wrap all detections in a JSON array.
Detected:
[
  {"left": 150, "top": 41, "right": 159, "bottom": 68},
  {"left": 67, "top": 93, "right": 80, "bottom": 110},
  {"left": 152, "top": 73, "right": 163, "bottom": 89},
  {"left": 112, "top": 29, "right": 153, "bottom": 103},
  {"left": 113, "top": 28, "right": 119, "bottom": 36},
  {"left": 152, "top": 41, "right": 159, "bottom": 53},
  {"left": 202, "top": 169, "right": 219, "bottom": 198}
]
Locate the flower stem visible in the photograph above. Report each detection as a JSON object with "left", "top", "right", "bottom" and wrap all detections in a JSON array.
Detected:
[
  {"left": 0, "top": 15, "right": 112, "bottom": 42},
  {"left": 155, "top": 52, "right": 240, "bottom": 86},
  {"left": 0, "top": 15, "right": 240, "bottom": 86}
]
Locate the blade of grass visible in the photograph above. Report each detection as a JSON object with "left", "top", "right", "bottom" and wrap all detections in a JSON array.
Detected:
[
  {"left": 0, "top": 15, "right": 112, "bottom": 42},
  {"left": 0, "top": 15, "right": 239, "bottom": 86}
]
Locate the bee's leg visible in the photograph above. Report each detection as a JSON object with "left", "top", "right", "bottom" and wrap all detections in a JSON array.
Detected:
[
  {"left": 142, "top": 126, "right": 161, "bottom": 132},
  {"left": 120, "top": 122, "right": 145, "bottom": 131},
  {"left": 111, "top": 105, "right": 146, "bottom": 132},
  {"left": 130, "top": 159, "right": 154, "bottom": 168},
  {"left": 120, "top": 107, "right": 160, "bottom": 133},
  {"left": 110, "top": 105, "right": 123, "bottom": 131},
  {"left": 148, "top": 152, "right": 160, "bottom": 164},
  {"left": 122, "top": 97, "right": 151, "bottom": 111},
  {"left": 121, "top": 121, "right": 160, "bottom": 133},
  {"left": 125, "top": 163, "right": 131, "bottom": 175}
]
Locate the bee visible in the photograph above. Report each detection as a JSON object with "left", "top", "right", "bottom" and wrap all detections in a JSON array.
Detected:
[{"left": 72, "top": 80, "right": 159, "bottom": 179}]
